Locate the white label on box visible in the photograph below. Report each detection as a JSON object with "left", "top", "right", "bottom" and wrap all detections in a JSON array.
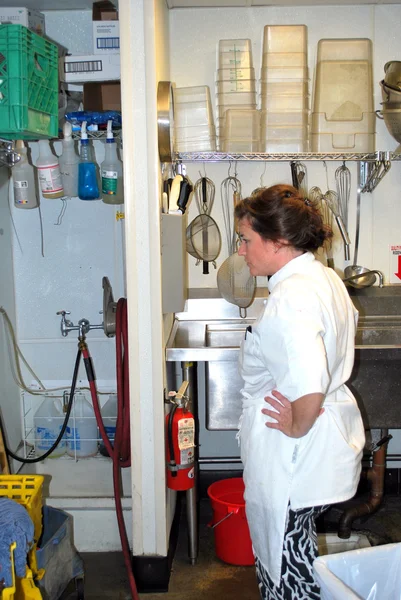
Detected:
[
  {"left": 60, "top": 54, "right": 120, "bottom": 83},
  {"left": 0, "top": 7, "right": 45, "bottom": 35},
  {"left": 93, "top": 21, "right": 120, "bottom": 54}
]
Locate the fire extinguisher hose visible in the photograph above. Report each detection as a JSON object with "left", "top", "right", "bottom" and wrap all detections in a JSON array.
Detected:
[
  {"left": 167, "top": 404, "right": 178, "bottom": 477},
  {"left": 82, "top": 297, "right": 138, "bottom": 600}
]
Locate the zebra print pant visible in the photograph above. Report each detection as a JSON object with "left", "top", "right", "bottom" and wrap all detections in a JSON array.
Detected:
[{"left": 255, "top": 504, "right": 329, "bottom": 600}]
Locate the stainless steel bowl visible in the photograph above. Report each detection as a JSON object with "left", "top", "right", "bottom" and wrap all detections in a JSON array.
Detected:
[
  {"left": 380, "top": 80, "right": 401, "bottom": 104},
  {"left": 343, "top": 265, "right": 377, "bottom": 288},
  {"left": 384, "top": 61, "right": 401, "bottom": 91},
  {"left": 380, "top": 107, "right": 401, "bottom": 144}
]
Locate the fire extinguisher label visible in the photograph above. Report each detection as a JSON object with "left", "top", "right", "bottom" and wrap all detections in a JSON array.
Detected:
[
  {"left": 178, "top": 417, "right": 195, "bottom": 450},
  {"left": 180, "top": 448, "right": 195, "bottom": 466}
]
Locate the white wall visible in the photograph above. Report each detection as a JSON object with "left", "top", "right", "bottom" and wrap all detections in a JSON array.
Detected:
[
  {"left": 170, "top": 4, "right": 401, "bottom": 462},
  {"left": 170, "top": 4, "right": 401, "bottom": 290}
]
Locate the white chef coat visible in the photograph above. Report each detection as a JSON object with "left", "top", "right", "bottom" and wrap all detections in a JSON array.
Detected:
[{"left": 238, "top": 251, "right": 365, "bottom": 586}]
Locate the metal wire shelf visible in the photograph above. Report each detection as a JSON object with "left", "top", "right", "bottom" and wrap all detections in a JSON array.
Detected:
[
  {"left": 71, "top": 129, "right": 122, "bottom": 140},
  {"left": 174, "top": 150, "right": 401, "bottom": 163}
]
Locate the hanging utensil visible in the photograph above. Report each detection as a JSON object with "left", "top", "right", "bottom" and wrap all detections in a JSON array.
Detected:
[
  {"left": 186, "top": 176, "right": 221, "bottom": 272},
  {"left": 290, "top": 161, "right": 308, "bottom": 199},
  {"left": 343, "top": 166, "right": 377, "bottom": 288},
  {"left": 309, "top": 186, "right": 335, "bottom": 269},
  {"left": 217, "top": 182, "right": 256, "bottom": 317},
  {"left": 323, "top": 189, "right": 351, "bottom": 261},
  {"left": 335, "top": 162, "right": 351, "bottom": 231}
]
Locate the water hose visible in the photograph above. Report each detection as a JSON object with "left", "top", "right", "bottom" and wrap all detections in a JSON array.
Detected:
[
  {"left": 82, "top": 298, "right": 138, "bottom": 600},
  {"left": 6, "top": 348, "right": 82, "bottom": 463}
]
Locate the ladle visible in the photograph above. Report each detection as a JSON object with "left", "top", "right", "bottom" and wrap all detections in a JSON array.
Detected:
[{"left": 343, "top": 166, "right": 377, "bottom": 288}]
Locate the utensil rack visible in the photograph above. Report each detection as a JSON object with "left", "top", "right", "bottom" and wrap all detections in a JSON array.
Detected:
[
  {"left": 0, "top": 138, "right": 21, "bottom": 168},
  {"left": 174, "top": 150, "right": 399, "bottom": 192}
]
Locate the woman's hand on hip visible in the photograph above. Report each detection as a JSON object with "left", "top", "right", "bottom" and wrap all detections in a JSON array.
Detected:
[{"left": 262, "top": 390, "right": 325, "bottom": 438}]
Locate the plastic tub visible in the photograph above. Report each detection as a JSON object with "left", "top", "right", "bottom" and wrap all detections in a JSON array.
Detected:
[
  {"left": 314, "top": 542, "right": 401, "bottom": 600},
  {"left": 316, "top": 38, "right": 372, "bottom": 63},
  {"left": 220, "top": 139, "right": 261, "bottom": 152},
  {"left": 218, "top": 104, "right": 257, "bottom": 121},
  {"left": 175, "top": 102, "right": 214, "bottom": 127},
  {"left": 216, "top": 79, "right": 256, "bottom": 94},
  {"left": 216, "top": 67, "right": 255, "bottom": 81},
  {"left": 175, "top": 138, "right": 216, "bottom": 152},
  {"left": 261, "top": 123, "right": 308, "bottom": 138},
  {"left": 262, "top": 51, "right": 307, "bottom": 68},
  {"left": 175, "top": 124, "right": 216, "bottom": 141},
  {"left": 174, "top": 85, "right": 212, "bottom": 104},
  {"left": 311, "top": 112, "right": 376, "bottom": 133},
  {"left": 260, "top": 93, "right": 309, "bottom": 111},
  {"left": 207, "top": 478, "right": 254, "bottom": 566},
  {"left": 216, "top": 91, "right": 257, "bottom": 106},
  {"left": 224, "top": 109, "right": 261, "bottom": 137},
  {"left": 262, "top": 25, "right": 307, "bottom": 54},
  {"left": 261, "top": 65, "right": 309, "bottom": 81},
  {"left": 262, "top": 138, "right": 309, "bottom": 152},
  {"left": 218, "top": 38, "right": 252, "bottom": 54},
  {"left": 261, "top": 109, "right": 309, "bottom": 126},
  {"left": 218, "top": 50, "right": 253, "bottom": 69},
  {"left": 312, "top": 61, "right": 373, "bottom": 119},
  {"left": 311, "top": 132, "right": 375, "bottom": 152}
]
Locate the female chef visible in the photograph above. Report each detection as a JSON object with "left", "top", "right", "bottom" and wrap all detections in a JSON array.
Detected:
[{"left": 235, "top": 184, "right": 365, "bottom": 600}]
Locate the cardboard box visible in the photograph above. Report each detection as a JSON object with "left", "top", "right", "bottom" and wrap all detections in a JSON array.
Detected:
[
  {"left": 84, "top": 82, "right": 121, "bottom": 111},
  {"left": 93, "top": 20, "right": 119, "bottom": 54},
  {"left": 92, "top": 1, "right": 118, "bottom": 21},
  {"left": 60, "top": 53, "right": 120, "bottom": 83},
  {"left": 0, "top": 7, "right": 45, "bottom": 35}
]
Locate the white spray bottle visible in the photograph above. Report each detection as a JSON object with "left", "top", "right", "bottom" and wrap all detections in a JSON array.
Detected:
[
  {"left": 59, "top": 121, "right": 79, "bottom": 198},
  {"left": 101, "top": 120, "right": 124, "bottom": 205}
]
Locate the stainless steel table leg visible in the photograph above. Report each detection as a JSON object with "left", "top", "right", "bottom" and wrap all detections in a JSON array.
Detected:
[{"left": 186, "top": 485, "right": 198, "bottom": 565}]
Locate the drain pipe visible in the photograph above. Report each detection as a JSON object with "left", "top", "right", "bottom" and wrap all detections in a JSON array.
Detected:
[{"left": 338, "top": 430, "right": 392, "bottom": 539}]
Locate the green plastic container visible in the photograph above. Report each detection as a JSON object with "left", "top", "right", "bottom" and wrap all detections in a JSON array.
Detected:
[{"left": 0, "top": 24, "right": 58, "bottom": 140}]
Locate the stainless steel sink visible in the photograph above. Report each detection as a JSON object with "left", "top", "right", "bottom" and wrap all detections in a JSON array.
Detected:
[
  {"left": 205, "top": 322, "right": 251, "bottom": 348},
  {"left": 356, "top": 315, "right": 401, "bottom": 347},
  {"left": 166, "top": 313, "right": 401, "bottom": 431}
]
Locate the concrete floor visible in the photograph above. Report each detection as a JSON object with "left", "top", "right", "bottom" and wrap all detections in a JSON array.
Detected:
[{"left": 59, "top": 489, "right": 401, "bottom": 600}]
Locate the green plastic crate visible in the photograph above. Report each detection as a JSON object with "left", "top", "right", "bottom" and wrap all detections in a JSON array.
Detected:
[{"left": 0, "top": 24, "right": 58, "bottom": 140}]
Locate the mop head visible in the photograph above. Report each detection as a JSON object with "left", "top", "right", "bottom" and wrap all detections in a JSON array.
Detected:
[{"left": 0, "top": 497, "right": 34, "bottom": 588}]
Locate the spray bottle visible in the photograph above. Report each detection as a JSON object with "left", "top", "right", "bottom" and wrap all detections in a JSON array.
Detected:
[
  {"left": 59, "top": 121, "right": 79, "bottom": 198},
  {"left": 101, "top": 120, "right": 124, "bottom": 205},
  {"left": 78, "top": 121, "right": 100, "bottom": 201},
  {"left": 12, "top": 140, "right": 39, "bottom": 209},
  {"left": 36, "top": 139, "right": 64, "bottom": 199}
]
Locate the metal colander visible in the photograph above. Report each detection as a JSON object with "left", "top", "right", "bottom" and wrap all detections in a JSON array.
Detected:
[
  {"left": 217, "top": 252, "right": 255, "bottom": 309},
  {"left": 186, "top": 213, "right": 221, "bottom": 264}
]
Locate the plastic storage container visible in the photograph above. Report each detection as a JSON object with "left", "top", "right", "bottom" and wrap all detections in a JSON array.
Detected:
[
  {"left": 36, "top": 506, "right": 84, "bottom": 600},
  {"left": 67, "top": 392, "right": 98, "bottom": 458},
  {"left": 314, "top": 542, "right": 401, "bottom": 599},
  {"left": 262, "top": 25, "right": 307, "bottom": 54},
  {"left": 0, "top": 24, "right": 58, "bottom": 140},
  {"left": 312, "top": 38, "right": 373, "bottom": 120},
  {"left": 34, "top": 396, "right": 66, "bottom": 458},
  {"left": 0, "top": 474, "right": 44, "bottom": 579}
]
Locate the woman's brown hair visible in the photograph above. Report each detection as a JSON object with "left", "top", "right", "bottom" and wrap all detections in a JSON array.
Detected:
[{"left": 234, "top": 184, "right": 332, "bottom": 252}]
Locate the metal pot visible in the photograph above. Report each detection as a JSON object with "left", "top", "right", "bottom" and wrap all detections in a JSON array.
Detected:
[{"left": 384, "top": 61, "right": 401, "bottom": 91}]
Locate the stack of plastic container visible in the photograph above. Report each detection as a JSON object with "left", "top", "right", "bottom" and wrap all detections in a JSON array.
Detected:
[
  {"left": 216, "top": 39, "right": 258, "bottom": 151},
  {"left": 260, "top": 25, "right": 309, "bottom": 152},
  {"left": 311, "top": 38, "right": 375, "bottom": 152},
  {"left": 174, "top": 86, "right": 216, "bottom": 152}
]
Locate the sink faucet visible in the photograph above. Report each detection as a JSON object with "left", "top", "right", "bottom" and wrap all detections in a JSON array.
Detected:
[{"left": 343, "top": 270, "right": 384, "bottom": 288}]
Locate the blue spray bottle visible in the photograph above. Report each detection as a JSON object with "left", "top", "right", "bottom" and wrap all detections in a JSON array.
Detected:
[{"left": 78, "top": 121, "right": 100, "bottom": 200}]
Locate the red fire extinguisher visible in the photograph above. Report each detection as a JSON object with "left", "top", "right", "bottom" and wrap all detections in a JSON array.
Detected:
[{"left": 166, "top": 383, "right": 195, "bottom": 491}]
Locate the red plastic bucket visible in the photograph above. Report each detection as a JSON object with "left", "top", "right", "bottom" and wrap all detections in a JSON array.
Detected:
[{"left": 207, "top": 477, "right": 254, "bottom": 566}]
